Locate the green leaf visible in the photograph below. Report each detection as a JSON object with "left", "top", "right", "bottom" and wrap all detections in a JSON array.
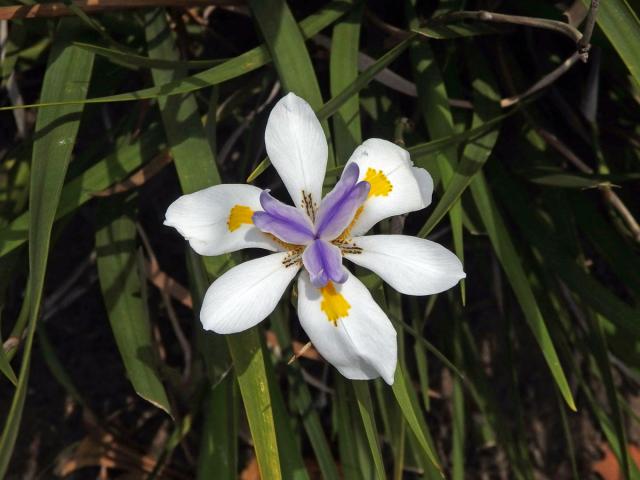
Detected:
[
  {"left": 188, "top": 249, "right": 238, "bottom": 480},
  {"left": 468, "top": 172, "right": 577, "bottom": 411},
  {"left": 330, "top": 1, "right": 364, "bottom": 163},
  {"left": 491, "top": 168, "right": 640, "bottom": 338},
  {"left": 450, "top": 311, "right": 465, "bottom": 480},
  {"left": 95, "top": 203, "right": 172, "bottom": 415},
  {"left": 0, "top": 124, "right": 165, "bottom": 258},
  {"left": 0, "top": 21, "right": 94, "bottom": 477},
  {"left": 414, "top": 22, "right": 512, "bottom": 39},
  {"left": 262, "top": 330, "right": 311, "bottom": 480},
  {"left": 247, "top": 34, "right": 417, "bottom": 183},
  {"left": 144, "top": 11, "right": 282, "bottom": 479},
  {"left": 0, "top": 346, "right": 17, "bottom": 386},
  {"left": 352, "top": 381, "right": 386, "bottom": 480},
  {"left": 525, "top": 168, "right": 640, "bottom": 188},
  {"left": 144, "top": 9, "right": 220, "bottom": 192},
  {"left": 589, "top": 312, "right": 631, "bottom": 479},
  {"left": 249, "top": 0, "right": 335, "bottom": 166},
  {"left": 249, "top": 0, "right": 326, "bottom": 110},
  {"left": 460, "top": 324, "right": 534, "bottom": 479},
  {"left": 406, "top": 1, "right": 465, "bottom": 301},
  {"left": 411, "top": 296, "right": 435, "bottom": 411},
  {"left": 407, "top": 106, "right": 517, "bottom": 161},
  {"left": 317, "top": 35, "right": 416, "bottom": 122},
  {"left": 271, "top": 306, "right": 341, "bottom": 480},
  {"left": 391, "top": 363, "right": 443, "bottom": 475},
  {"left": 74, "top": 41, "right": 227, "bottom": 70},
  {"left": 582, "top": 0, "right": 640, "bottom": 87},
  {"left": 181, "top": 92, "right": 238, "bottom": 480},
  {"left": 335, "top": 377, "right": 363, "bottom": 480},
  {"left": 227, "top": 330, "right": 282, "bottom": 479},
  {"left": 555, "top": 389, "right": 580, "bottom": 480},
  {"left": 418, "top": 52, "right": 502, "bottom": 237},
  {"left": 567, "top": 334, "right": 640, "bottom": 479},
  {"left": 38, "top": 326, "right": 88, "bottom": 410},
  {"left": 0, "top": 1, "right": 352, "bottom": 112},
  {"left": 572, "top": 194, "right": 640, "bottom": 296},
  {"left": 197, "top": 376, "right": 238, "bottom": 480}
]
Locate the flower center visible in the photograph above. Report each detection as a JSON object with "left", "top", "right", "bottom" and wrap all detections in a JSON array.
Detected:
[{"left": 251, "top": 163, "right": 373, "bottom": 288}]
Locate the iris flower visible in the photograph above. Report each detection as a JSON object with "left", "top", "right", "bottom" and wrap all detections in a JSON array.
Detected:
[{"left": 165, "top": 93, "right": 465, "bottom": 384}]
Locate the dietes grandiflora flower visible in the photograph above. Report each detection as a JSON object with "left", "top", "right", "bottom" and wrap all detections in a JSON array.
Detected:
[{"left": 165, "top": 93, "right": 465, "bottom": 384}]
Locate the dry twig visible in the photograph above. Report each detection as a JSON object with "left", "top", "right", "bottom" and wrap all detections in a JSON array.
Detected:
[
  {"left": 137, "top": 223, "right": 192, "bottom": 382},
  {"left": 435, "top": 10, "right": 583, "bottom": 43},
  {"left": 0, "top": 0, "right": 245, "bottom": 20},
  {"left": 537, "top": 128, "right": 640, "bottom": 242}
]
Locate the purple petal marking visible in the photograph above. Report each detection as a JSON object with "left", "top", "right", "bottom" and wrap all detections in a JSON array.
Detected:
[
  {"left": 302, "top": 239, "right": 348, "bottom": 288},
  {"left": 314, "top": 163, "right": 370, "bottom": 241},
  {"left": 252, "top": 190, "right": 315, "bottom": 245}
]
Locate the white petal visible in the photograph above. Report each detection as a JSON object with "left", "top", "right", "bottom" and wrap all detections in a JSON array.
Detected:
[
  {"left": 297, "top": 271, "right": 397, "bottom": 384},
  {"left": 265, "top": 93, "right": 328, "bottom": 211},
  {"left": 346, "top": 139, "right": 433, "bottom": 236},
  {"left": 344, "top": 235, "right": 465, "bottom": 296},
  {"left": 164, "top": 184, "right": 278, "bottom": 256},
  {"left": 201, "top": 253, "right": 299, "bottom": 334}
]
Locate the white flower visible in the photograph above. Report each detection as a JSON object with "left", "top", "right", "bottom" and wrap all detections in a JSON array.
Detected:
[{"left": 164, "top": 93, "right": 465, "bottom": 384}]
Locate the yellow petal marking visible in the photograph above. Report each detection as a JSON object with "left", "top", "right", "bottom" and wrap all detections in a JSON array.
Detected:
[
  {"left": 364, "top": 167, "right": 393, "bottom": 197},
  {"left": 227, "top": 205, "right": 254, "bottom": 232},
  {"left": 320, "top": 282, "right": 351, "bottom": 326}
]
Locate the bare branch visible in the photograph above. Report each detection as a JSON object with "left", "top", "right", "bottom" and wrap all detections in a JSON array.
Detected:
[
  {"left": 434, "top": 10, "right": 583, "bottom": 44},
  {"left": 0, "top": 0, "right": 245, "bottom": 20},
  {"left": 502, "top": 51, "right": 582, "bottom": 108},
  {"left": 578, "top": 0, "right": 600, "bottom": 53}
]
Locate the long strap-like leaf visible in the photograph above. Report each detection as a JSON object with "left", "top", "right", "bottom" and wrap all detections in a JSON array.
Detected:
[{"left": 0, "top": 19, "right": 94, "bottom": 476}]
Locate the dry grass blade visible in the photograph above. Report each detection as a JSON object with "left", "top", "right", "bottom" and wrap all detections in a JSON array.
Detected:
[
  {"left": 92, "top": 150, "right": 172, "bottom": 197},
  {"left": 287, "top": 342, "right": 314, "bottom": 364},
  {"left": 145, "top": 257, "right": 193, "bottom": 309},
  {"left": 265, "top": 331, "right": 321, "bottom": 362},
  {"left": 54, "top": 429, "right": 189, "bottom": 480},
  {"left": 137, "top": 223, "right": 192, "bottom": 382}
]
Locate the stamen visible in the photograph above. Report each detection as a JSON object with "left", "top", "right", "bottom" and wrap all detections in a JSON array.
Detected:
[
  {"left": 301, "top": 190, "right": 316, "bottom": 222},
  {"left": 281, "top": 249, "right": 303, "bottom": 268},
  {"left": 266, "top": 233, "right": 304, "bottom": 253},
  {"left": 320, "top": 282, "right": 350, "bottom": 326},
  {"left": 364, "top": 168, "right": 393, "bottom": 197},
  {"left": 338, "top": 243, "right": 363, "bottom": 255},
  {"left": 227, "top": 205, "right": 254, "bottom": 232}
]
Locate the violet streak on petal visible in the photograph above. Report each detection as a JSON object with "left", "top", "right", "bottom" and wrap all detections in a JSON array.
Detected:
[
  {"left": 252, "top": 190, "right": 315, "bottom": 245},
  {"left": 314, "top": 163, "right": 370, "bottom": 241},
  {"left": 302, "top": 239, "right": 348, "bottom": 288}
]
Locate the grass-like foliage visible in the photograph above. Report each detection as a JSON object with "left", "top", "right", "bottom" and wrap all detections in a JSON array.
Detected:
[{"left": 1, "top": 0, "right": 639, "bottom": 478}]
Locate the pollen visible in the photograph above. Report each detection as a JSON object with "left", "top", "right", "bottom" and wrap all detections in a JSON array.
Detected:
[
  {"left": 227, "top": 205, "right": 254, "bottom": 232},
  {"left": 320, "top": 282, "right": 350, "bottom": 326},
  {"left": 364, "top": 168, "right": 393, "bottom": 197}
]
